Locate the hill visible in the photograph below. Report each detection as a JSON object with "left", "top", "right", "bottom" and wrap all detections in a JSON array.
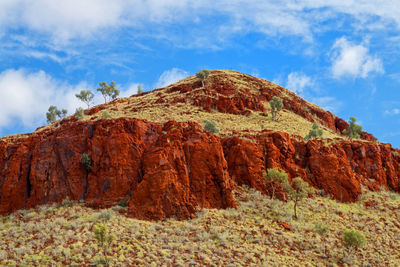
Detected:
[{"left": 1, "top": 70, "right": 400, "bottom": 265}]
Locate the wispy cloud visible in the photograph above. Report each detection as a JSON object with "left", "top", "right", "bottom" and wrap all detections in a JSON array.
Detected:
[
  {"left": 286, "top": 72, "right": 313, "bottom": 95},
  {"left": 330, "top": 37, "right": 384, "bottom": 78},
  {"left": 384, "top": 108, "right": 400, "bottom": 116},
  {"left": 155, "top": 68, "right": 189, "bottom": 88}
]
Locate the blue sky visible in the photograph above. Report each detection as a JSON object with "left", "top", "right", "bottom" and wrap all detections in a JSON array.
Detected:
[{"left": 1, "top": 1, "right": 400, "bottom": 147}]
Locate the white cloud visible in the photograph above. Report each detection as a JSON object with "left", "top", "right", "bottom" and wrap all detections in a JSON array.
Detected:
[
  {"left": 286, "top": 72, "right": 313, "bottom": 95},
  {"left": 1, "top": 1, "right": 400, "bottom": 47},
  {"left": 384, "top": 108, "right": 400, "bottom": 115},
  {"left": 330, "top": 37, "right": 384, "bottom": 78},
  {"left": 155, "top": 68, "right": 189, "bottom": 88},
  {"left": 310, "top": 96, "right": 340, "bottom": 113},
  {"left": 0, "top": 69, "right": 89, "bottom": 129}
]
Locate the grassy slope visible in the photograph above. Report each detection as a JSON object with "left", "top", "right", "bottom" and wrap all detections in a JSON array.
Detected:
[{"left": 1, "top": 187, "right": 399, "bottom": 266}]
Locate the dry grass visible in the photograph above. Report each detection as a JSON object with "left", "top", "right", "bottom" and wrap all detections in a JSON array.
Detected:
[{"left": 1, "top": 187, "right": 399, "bottom": 266}]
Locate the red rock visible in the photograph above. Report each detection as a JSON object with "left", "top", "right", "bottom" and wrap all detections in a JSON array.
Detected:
[
  {"left": 0, "top": 119, "right": 236, "bottom": 220},
  {"left": 279, "top": 221, "right": 292, "bottom": 231},
  {"left": 364, "top": 200, "right": 378, "bottom": 208}
]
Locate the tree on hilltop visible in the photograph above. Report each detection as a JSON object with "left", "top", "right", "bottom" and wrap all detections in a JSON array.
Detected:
[
  {"left": 97, "top": 81, "right": 120, "bottom": 103},
  {"left": 196, "top": 69, "right": 210, "bottom": 88},
  {"left": 75, "top": 90, "right": 95, "bottom": 108},
  {"left": 137, "top": 85, "right": 143, "bottom": 94},
  {"left": 46, "top": 105, "right": 67, "bottom": 124}
]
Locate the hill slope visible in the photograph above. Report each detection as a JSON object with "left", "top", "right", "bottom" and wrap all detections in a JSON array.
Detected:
[{"left": 0, "top": 70, "right": 399, "bottom": 221}]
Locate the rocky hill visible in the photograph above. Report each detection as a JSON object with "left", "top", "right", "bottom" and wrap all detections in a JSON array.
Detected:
[{"left": 1, "top": 70, "right": 399, "bottom": 220}]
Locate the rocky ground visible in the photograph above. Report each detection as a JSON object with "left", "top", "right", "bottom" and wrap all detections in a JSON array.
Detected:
[{"left": 1, "top": 186, "right": 399, "bottom": 266}]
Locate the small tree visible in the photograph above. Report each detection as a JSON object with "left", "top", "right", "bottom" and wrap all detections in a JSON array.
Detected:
[
  {"left": 263, "top": 168, "right": 289, "bottom": 199},
  {"left": 283, "top": 177, "right": 314, "bottom": 219},
  {"left": 342, "top": 229, "right": 366, "bottom": 259},
  {"left": 314, "top": 222, "right": 329, "bottom": 255},
  {"left": 196, "top": 69, "right": 210, "bottom": 87},
  {"left": 97, "top": 81, "right": 120, "bottom": 103},
  {"left": 305, "top": 122, "right": 323, "bottom": 141},
  {"left": 94, "top": 224, "right": 114, "bottom": 266},
  {"left": 137, "top": 85, "right": 143, "bottom": 94},
  {"left": 75, "top": 107, "right": 84, "bottom": 120},
  {"left": 269, "top": 96, "right": 283, "bottom": 121},
  {"left": 75, "top": 90, "right": 95, "bottom": 108},
  {"left": 343, "top": 117, "right": 362, "bottom": 139},
  {"left": 81, "top": 153, "right": 92, "bottom": 172},
  {"left": 203, "top": 120, "right": 219, "bottom": 134},
  {"left": 46, "top": 106, "right": 67, "bottom": 124}
]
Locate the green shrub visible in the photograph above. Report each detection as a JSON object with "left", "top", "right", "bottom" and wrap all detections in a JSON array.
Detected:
[
  {"left": 304, "top": 122, "right": 323, "bottom": 141},
  {"left": 343, "top": 229, "right": 366, "bottom": 249},
  {"left": 343, "top": 117, "right": 363, "bottom": 139},
  {"left": 81, "top": 153, "right": 92, "bottom": 172},
  {"left": 75, "top": 107, "right": 84, "bottom": 120},
  {"left": 119, "top": 199, "right": 129, "bottom": 207},
  {"left": 94, "top": 224, "right": 114, "bottom": 266},
  {"left": 263, "top": 168, "right": 289, "bottom": 199},
  {"left": 269, "top": 96, "right": 283, "bottom": 121},
  {"left": 95, "top": 209, "right": 115, "bottom": 223},
  {"left": 102, "top": 111, "right": 112, "bottom": 119},
  {"left": 314, "top": 222, "right": 329, "bottom": 254},
  {"left": 203, "top": 120, "right": 219, "bottom": 134}
]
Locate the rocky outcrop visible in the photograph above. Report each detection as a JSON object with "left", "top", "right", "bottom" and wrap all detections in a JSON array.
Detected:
[
  {"left": 0, "top": 119, "right": 236, "bottom": 220},
  {"left": 1, "top": 120, "right": 399, "bottom": 219}
]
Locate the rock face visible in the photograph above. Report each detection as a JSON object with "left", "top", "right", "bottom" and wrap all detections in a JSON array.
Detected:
[
  {"left": 0, "top": 119, "right": 236, "bottom": 220},
  {"left": 0, "top": 119, "right": 399, "bottom": 219}
]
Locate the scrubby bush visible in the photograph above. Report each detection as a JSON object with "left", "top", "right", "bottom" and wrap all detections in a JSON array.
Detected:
[
  {"left": 94, "top": 224, "right": 114, "bottom": 266},
  {"left": 75, "top": 107, "right": 84, "bottom": 120},
  {"left": 263, "top": 168, "right": 289, "bottom": 199},
  {"left": 304, "top": 122, "right": 323, "bottom": 141},
  {"left": 269, "top": 96, "right": 283, "bottom": 121},
  {"left": 314, "top": 222, "right": 329, "bottom": 254},
  {"left": 343, "top": 117, "right": 362, "bottom": 139},
  {"left": 119, "top": 199, "right": 129, "bottom": 207},
  {"left": 343, "top": 229, "right": 366, "bottom": 251},
  {"left": 283, "top": 177, "right": 314, "bottom": 219},
  {"left": 95, "top": 209, "right": 115, "bottom": 223},
  {"left": 196, "top": 69, "right": 210, "bottom": 87},
  {"left": 81, "top": 153, "right": 92, "bottom": 172},
  {"left": 203, "top": 120, "right": 219, "bottom": 134}
]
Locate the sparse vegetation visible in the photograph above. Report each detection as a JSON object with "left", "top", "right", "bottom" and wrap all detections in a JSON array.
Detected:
[
  {"left": 137, "top": 85, "right": 143, "bottom": 94},
  {"left": 97, "top": 81, "right": 120, "bottom": 103},
  {"left": 102, "top": 111, "right": 112, "bottom": 119},
  {"left": 342, "top": 229, "right": 366, "bottom": 261},
  {"left": 269, "top": 96, "right": 283, "bottom": 121},
  {"left": 46, "top": 105, "right": 67, "bottom": 124},
  {"left": 94, "top": 224, "right": 114, "bottom": 266},
  {"left": 81, "top": 153, "right": 92, "bottom": 172},
  {"left": 75, "top": 90, "right": 95, "bottom": 108},
  {"left": 203, "top": 119, "right": 219, "bottom": 134},
  {"left": 263, "top": 168, "right": 288, "bottom": 199},
  {"left": 196, "top": 69, "right": 210, "bottom": 87},
  {"left": 304, "top": 122, "right": 323, "bottom": 140},
  {"left": 283, "top": 177, "right": 314, "bottom": 219},
  {"left": 314, "top": 222, "right": 329, "bottom": 255},
  {"left": 0, "top": 186, "right": 398, "bottom": 266},
  {"left": 75, "top": 107, "right": 84, "bottom": 120},
  {"left": 343, "top": 116, "right": 363, "bottom": 139}
]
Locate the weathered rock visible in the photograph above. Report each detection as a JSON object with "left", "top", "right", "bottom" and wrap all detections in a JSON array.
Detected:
[{"left": 0, "top": 119, "right": 236, "bottom": 220}]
